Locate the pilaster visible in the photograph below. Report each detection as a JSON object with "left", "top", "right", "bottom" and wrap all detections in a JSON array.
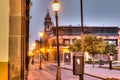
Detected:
[{"left": 9, "top": 0, "right": 26, "bottom": 80}]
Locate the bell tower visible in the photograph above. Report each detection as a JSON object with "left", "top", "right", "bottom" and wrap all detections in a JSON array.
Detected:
[{"left": 44, "top": 9, "right": 53, "bottom": 33}]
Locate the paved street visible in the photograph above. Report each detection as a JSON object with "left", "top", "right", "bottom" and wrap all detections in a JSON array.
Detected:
[
  {"left": 27, "top": 58, "right": 120, "bottom": 80},
  {"left": 28, "top": 59, "right": 101, "bottom": 80},
  {"left": 28, "top": 63, "right": 55, "bottom": 80}
]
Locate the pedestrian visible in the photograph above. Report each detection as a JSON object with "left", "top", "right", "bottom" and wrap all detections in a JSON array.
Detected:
[{"left": 31, "top": 55, "right": 34, "bottom": 65}]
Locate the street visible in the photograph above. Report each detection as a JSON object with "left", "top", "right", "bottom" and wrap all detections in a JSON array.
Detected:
[{"left": 28, "top": 59, "right": 101, "bottom": 80}]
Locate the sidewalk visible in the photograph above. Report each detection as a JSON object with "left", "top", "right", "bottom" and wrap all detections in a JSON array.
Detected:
[
  {"left": 51, "top": 63, "right": 120, "bottom": 79},
  {"left": 28, "top": 59, "right": 56, "bottom": 80}
]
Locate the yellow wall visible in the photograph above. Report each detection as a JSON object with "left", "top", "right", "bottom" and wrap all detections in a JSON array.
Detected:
[
  {"left": 0, "top": 62, "right": 8, "bottom": 80},
  {"left": 0, "top": 0, "right": 9, "bottom": 80}
]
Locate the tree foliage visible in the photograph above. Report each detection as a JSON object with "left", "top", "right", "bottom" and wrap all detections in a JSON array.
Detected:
[
  {"left": 69, "top": 34, "right": 105, "bottom": 55},
  {"left": 69, "top": 34, "right": 118, "bottom": 67},
  {"left": 69, "top": 39, "right": 81, "bottom": 52},
  {"left": 104, "top": 42, "right": 118, "bottom": 54},
  {"left": 69, "top": 34, "right": 105, "bottom": 67},
  {"left": 84, "top": 34, "right": 105, "bottom": 56}
]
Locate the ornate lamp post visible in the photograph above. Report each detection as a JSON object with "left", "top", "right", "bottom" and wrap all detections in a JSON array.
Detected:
[
  {"left": 52, "top": 0, "right": 61, "bottom": 80},
  {"left": 39, "top": 31, "right": 44, "bottom": 70}
]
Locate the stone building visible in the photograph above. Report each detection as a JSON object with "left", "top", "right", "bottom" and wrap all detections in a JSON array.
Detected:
[{"left": 42, "top": 10, "right": 120, "bottom": 63}]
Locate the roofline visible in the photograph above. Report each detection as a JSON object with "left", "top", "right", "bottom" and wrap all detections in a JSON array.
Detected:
[{"left": 52, "top": 26, "right": 118, "bottom": 28}]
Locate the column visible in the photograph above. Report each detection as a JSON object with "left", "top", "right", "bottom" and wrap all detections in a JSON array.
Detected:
[{"left": 9, "top": 0, "right": 26, "bottom": 80}]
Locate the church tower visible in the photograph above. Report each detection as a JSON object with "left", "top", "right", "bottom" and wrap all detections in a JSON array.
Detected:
[
  {"left": 44, "top": 9, "right": 53, "bottom": 34},
  {"left": 43, "top": 10, "right": 53, "bottom": 61}
]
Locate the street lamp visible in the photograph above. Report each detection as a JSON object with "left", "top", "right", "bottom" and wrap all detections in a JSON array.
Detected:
[
  {"left": 39, "top": 31, "right": 44, "bottom": 70},
  {"left": 52, "top": 0, "right": 61, "bottom": 80},
  {"left": 39, "top": 31, "right": 44, "bottom": 37}
]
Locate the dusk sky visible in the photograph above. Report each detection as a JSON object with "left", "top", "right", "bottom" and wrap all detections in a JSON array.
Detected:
[{"left": 29, "top": 0, "right": 120, "bottom": 48}]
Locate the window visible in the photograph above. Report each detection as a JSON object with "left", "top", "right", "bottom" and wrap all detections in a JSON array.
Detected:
[
  {"left": 52, "top": 39, "right": 56, "bottom": 46},
  {"left": 63, "top": 39, "right": 70, "bottom": 46}
]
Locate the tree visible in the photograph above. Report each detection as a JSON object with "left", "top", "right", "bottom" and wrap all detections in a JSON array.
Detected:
[
  {"left": 104, "top": 42, "right": 118, "bottom": 60},
  {"left": 96, "top": 37, "right": 105, "bottom": 60},
  {"left": 69, "top": 39, "right": 81, "bottom": 52},
  {"left": 69, "top": 34, "right": 105, "bottom": 67},
  {"left": 84, "top": 34, "right": 105, "bottom": 67}
]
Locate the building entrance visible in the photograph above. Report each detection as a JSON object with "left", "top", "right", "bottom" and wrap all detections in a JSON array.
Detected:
[{"left": 64, "top": 53, "right": 71, "bottom": 64}]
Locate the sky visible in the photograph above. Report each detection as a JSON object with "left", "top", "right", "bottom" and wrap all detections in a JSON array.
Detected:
[{"left": 29, "top": 0, "right": 120, "bottom": 48}]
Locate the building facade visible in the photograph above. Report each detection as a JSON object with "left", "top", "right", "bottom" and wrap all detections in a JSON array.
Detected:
[{"left": 42, "top": 11, "right": 120, "bottom": 63}]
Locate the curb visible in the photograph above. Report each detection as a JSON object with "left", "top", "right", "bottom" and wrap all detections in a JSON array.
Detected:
[{"left": 99, "top": 66, "right": 120, "bottom": 71}]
